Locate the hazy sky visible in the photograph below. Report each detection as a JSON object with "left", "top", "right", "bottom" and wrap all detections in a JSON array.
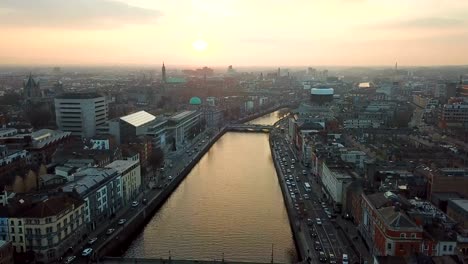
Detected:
[{"left": 1, "top": 0, "right": 467, "bottom": 67}]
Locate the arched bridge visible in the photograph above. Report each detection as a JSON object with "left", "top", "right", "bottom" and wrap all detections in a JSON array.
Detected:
[{"left": 226, "top": 124, "right": 274, "bottom": 133}]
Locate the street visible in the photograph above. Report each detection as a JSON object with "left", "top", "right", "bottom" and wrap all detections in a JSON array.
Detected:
[{"left": 270, "top": 118, "right": 364, "bottom": 264}]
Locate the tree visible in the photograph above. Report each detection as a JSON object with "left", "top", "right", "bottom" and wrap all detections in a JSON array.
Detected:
[
  {"left": 24, "top": 104, "right": 52, "bottom": 129},
  {"left": 148, "top": 148, "right": 165, "bottom": 178}
]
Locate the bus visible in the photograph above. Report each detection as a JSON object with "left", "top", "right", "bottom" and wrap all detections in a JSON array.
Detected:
[{"left": 304, "top": 182, "right": 311, "bottom": 192}]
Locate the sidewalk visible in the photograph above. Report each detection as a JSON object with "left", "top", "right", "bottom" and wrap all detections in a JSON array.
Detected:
[{"left": 335, "top": 216, "right": 371, "bottom": 264}]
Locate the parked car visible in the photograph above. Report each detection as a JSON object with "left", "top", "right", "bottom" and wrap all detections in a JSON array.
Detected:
[
  {"left": 81, "top": 248, "right": 93, "bottom": 257},
  {"left": 87, "top": 237, "right": 98, "bottom": 245},
  {"left": 118, "top": 219, "right": 126, "bottom": 225},
  {"left": 132, "top": 201, "right": 139, "bottom": 207},
  {"left": 106, "top": 228, "right": 115, "bottom": 235},
  {"left": 64, "top": 256, "right": 76, "bottom": 264}
]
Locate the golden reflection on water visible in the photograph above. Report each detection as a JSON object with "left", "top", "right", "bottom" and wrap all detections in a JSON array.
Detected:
[{"left": 125, "top": 130, "right": 296, "bottom": 263}]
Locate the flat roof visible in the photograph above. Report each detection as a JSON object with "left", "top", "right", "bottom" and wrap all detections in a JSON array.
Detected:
[
  {"left": 449, "top": 199, "right": 468, "bottom": 213},
  {"left": 120, "top": 111, "right": 156, "bottom": 127},
  {"left": 56, "top": 92, "right": 104, "bottom": 99},
  {"left": 169, "top": 110, "right": 197, "bottom": 122},
  {"left": 106, "top": 159, "right": 139, "bottom": 173}
]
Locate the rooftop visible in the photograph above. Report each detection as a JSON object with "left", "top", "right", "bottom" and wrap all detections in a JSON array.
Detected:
[
  {"left": 169, "top": 110, "right": 197, "bottom": 122},
  {"left": 56, "top": 92, "right": 104, "bottom": 99},
  {"left": 106, "top": 159, "right": 139, "bottom": 173},
  {"left": 62, "top": 168, "right": 118, "bottom": 196},
  {"left": 120, "top": 111, "right": 156, "bottom": 127},
  {"left": 449, "top": 199, "right": 468, "bottom": 213}
]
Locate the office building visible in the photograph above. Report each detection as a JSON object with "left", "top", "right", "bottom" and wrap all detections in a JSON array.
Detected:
[{"left": 54, "top": 93, "right": 108, "bottom": 138}]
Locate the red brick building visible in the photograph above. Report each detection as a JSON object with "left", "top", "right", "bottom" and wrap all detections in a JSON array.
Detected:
[{"left": 360, "top": 192, "right": 423, "bottom": 257}]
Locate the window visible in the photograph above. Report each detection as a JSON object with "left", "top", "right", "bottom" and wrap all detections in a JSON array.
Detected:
[
  {"left": 35, "top": 228, "right": 41, "bottom": 235},
  {"left": 449, "top": 245, "right": 453, "bottom": 251},
  {"left": 18, "top": 220, "right": 22, "bottom": 225},
  {"left": 12, "top": 236, "right": 15, "bottom": 242},
  {"left": 443, "top": 245, "right": 447, "bottom": 251},
  {"left": 19, "top": 236, "right": 23, "bottom": 242},
  {"left": 400, "top": 233, "right": 406, "bottom": 238},
  {"left": 10, "top": 227, "right": 14, "bottom": 233},
  {"left": 57, "top": 223, "right": 61, "bottom": 230},
  {"left": 19, "top": 228, "right": 22, "bottom": 234},
  {"left": 36, "top": 239, "right": 41, "bottom": 246},
  {"left": 387, "top": 243, "right": 392, "bottom": 250},
  {"left": 411, "top": 233, "right": 416, "bottom": 238},
  {"left": 47, "top": 237, "right": 52, "bottom": 246}
]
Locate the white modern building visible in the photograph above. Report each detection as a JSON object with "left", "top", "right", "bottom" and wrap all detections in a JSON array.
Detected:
[
  {"left": 166, "top": 110, "right": 202, "bottom": 150},
  {"left": 54, "top": 93, "right": 108, "bottom": 138},
  {"left": 321, "top": 162, "right": 352, "bottom": 205}
]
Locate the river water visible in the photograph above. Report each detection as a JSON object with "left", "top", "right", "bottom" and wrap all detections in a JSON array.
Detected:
[{"left": 124, "top": 110, "right": 295, "bottom": 263}]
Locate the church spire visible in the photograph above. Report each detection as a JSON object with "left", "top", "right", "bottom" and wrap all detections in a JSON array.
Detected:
[{"left": 162, "top": 62, "right": 166, "bottom": 84}]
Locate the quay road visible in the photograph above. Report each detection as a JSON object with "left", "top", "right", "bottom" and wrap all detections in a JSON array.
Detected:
[
  {"left": 70, "top": 128, "right": 217, "bottom": 263},
  {"left": 270, "top": 119, "right": 357, "bottom": 264}
]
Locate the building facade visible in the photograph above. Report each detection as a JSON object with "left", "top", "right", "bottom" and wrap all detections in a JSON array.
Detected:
[
  {"left": 0, "top": 194, "right": 86, "bottom": 263},
  {"left": 106, "top": 159, "right": 141, "bottom": 206},
  {"left": 54, "top": 93, "right": 108, "bottom": 138},
  {"left": 61, "top": 167, "right": 122, "bottom": 231}
]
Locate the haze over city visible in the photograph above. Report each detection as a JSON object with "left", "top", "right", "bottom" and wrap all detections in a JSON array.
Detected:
[{"left": 1, "top": 0, "right": 468, "bottom": 66}]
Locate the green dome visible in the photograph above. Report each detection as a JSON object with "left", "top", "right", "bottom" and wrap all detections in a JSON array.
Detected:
[{"left": 189, "top": 97, "right": 202, "bottom": 105}]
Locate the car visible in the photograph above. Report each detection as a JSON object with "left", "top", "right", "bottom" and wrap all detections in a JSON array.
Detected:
[
  {"left": 132, "top": 201, "right": 139, "bottom": 207},
  {"left": 88, "top": 237, "right": 98, "bottom": 245},
  {"left": 307, "top": 218, "right": 314, "bottom": 226},
  {"left": 168, "top": 176, "right": 173, "bottom": 180},
  {"left": 296, "top": 177, "right": 301, "bottom": 181},
  {"left": 294, "top": 189, "right": 299, "bottom": 194},
  {"left": 287, "top": 169, "right": 291, "bottom": 173},
  {"left": 302, "top": 170, "right": 307, "bottom": 175},
  {"left": 328, "top": 253, "right": 337, "bottom": 264},
  {"left": 106, "top": 228, "right": 115, "bottom": 235},
  {"left": 291, "top": 165, "right": 295, "bottom": 169},
  {"left": 319, "top": 251, "right": 327, "bottom": 262},
  {"left": 342, "top": 254, "right": 349, "bottom": 264},
  {"left": 310, "top": 231, "right": 317, "bottom": 238},
  {"left": 118, "top": 218, "right": 126, "bottom": 225},
  {"left": 291, "top": 182, "right": 296, "bottom": 186},
  {"left": 316, "top": 218, "right": 322, "bottom": 225},
  {"left": 304, "top": 194, "right": 310, "bottom": 199},
  {"left": 286, "top": 181, "right": 291, "bottom": 185},
  {"left": 64, "top": 256, "right": 76, "bottom": 264},
  {"left": 314, "top": 241, "right": 322, "bottom": 251},
  {"left": 82, "top": 248, "right": 93, "bottom": 257}
]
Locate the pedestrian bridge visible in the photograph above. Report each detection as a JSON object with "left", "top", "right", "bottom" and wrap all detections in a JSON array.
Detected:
[{"left": 226, "top": 124, "right": 274, "bottom": 133}]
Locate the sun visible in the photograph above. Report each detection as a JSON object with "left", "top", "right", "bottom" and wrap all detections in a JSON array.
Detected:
[{"left": 192, "top": 38, "right": 208, "bottom": 52}]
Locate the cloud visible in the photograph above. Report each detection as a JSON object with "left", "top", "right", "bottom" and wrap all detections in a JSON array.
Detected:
[
  {"left": 0, "top": 0, "right": 162, "bottom": 29},
  {"left": 377, "top": 17, "right": 466, "bottom": 29}
]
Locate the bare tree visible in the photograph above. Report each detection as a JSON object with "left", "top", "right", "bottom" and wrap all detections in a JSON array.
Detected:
[{"left": 148, "top": 148, "right": 165, "bottom": 180}]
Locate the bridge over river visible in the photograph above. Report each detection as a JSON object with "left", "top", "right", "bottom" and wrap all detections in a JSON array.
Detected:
[
  {"left": 101, "top": 257, "right": 299, "bottom": 264},
  {"left": 226, "top": 124, "right": 275, "bottom": 133}
]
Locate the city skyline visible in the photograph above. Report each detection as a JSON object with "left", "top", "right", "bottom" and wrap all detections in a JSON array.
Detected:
[{"left": 1, "top": 0, "right": 468, "bottom": 66}]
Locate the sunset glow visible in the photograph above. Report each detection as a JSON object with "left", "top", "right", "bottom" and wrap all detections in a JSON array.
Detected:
[
  {"left": 0, "top": 0, "right": 467, "bottom": 66},
  {"left": 192, "top": 39, "right": 208, "bottom": 52}
]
